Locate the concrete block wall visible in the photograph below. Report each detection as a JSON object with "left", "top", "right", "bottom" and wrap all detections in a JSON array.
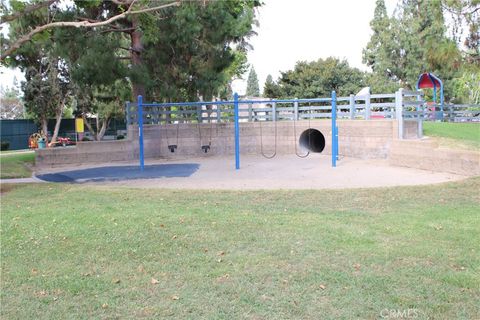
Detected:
[
  {"left": 389, "top": 139, "right": 480, "bottom": 176},
  {"left": 128, "top": 120, "right": 403, "bottom": 160},
  {"left": 36, "top": 139, "right": 134, "bottom": 168},
  {"left": 36, "top": 119, "right": 418, "bottom": 168},
  {"left": 403, "top": 120, "right": 420, "bottom": 139}
]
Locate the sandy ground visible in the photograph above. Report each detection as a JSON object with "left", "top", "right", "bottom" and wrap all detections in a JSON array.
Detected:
[{"left": 29, "top": 154, "right": 467, "bottom": 190}]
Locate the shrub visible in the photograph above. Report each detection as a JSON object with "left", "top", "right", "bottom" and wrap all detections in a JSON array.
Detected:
[
  {"left": 81, "top": 137, "right": 91, "bottom": 142},
  {"left": 116, "top": 135, "right": 125, "bottom": 140},
  {"left": 1, "top": 141, "right": 10, "bottom": 151}
]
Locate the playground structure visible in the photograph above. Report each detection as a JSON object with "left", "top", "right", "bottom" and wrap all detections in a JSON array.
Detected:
[
  {"left": 34, "top": 86, "right": 480, "bottom": 176},
  {"left": 130, "top": 89, "right": 430, "bottom": 170},
  {"left": 417, "top": 72, "right": 444, "bottom": 120},
  {"left": 36, "top": 89, "right": 423, "bottom": 167}
]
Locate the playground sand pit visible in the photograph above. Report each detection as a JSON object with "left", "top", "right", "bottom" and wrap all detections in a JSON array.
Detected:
[{"left": 35, "top": 154, "right": 466, "bottom": 189}]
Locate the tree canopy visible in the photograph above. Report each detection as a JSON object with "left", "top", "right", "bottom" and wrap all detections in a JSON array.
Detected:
[
  {"left": 1, "top": 0, "right": 261, "bottom": 140},
  {"left": 263, "top": 58, "right": 366, "bottom": 99},
  {"left": 362, "top": 0, "right": 478, "bottom": 102}
]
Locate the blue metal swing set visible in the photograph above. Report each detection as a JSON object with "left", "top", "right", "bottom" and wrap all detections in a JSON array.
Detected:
[{"left": 136, "top": 91, "right": 339, "bottom": 171}]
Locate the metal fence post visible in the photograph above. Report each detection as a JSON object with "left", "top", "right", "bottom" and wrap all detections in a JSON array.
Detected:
[
  {"left": 395, "top": 89, "right": 404, "bottom": 139},
  {"left": 294, "top": 100, "right": 299, "bottom": 120},
  {"left": 416, "top": 92, "right": 423, "bottom": 139},
  {"left": 234, "top": 93, "right": 240, "bottom": 170},
  {"left": 125, "top": 101, "right": 131, "bottom": 125},
  {"left": 349, "top": 94, "right": 355, "bottom": 119},
  {"left": 137, "top": 95, "right": 144, "bottom": 171},
  {"left": 365, "top": 93, "right": 371, "bottom": 120},
  {"left": 217, "top": 105, "right": 221, "bottom": 122},
  {"left": 331, "top": 91, "right": 338, "bottom": 167}
]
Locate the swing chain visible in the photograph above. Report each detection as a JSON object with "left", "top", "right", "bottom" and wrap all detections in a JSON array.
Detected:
[
  {"left": 293, "top": 101, "right": 310, "bottom": 158},
  {"left": 259, "top": 102, "right": 277, "bottom": 159}
]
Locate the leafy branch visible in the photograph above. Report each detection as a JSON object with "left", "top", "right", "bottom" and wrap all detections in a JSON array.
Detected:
[{"left": 1, "top": 0, "right": 180, "bottom": 61}]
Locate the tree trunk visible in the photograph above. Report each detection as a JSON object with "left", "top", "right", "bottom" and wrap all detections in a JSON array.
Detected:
[
  {"left": 130, "top": 16, "right": 145, "bottom": 102},
  {"left": 50, "top": 111, "right": 62, "bottom": 145},
  {"left": 97, "top": 117, "right": 111, "bottom": 141},
  {"left": 50, "top": 97, "right": 66, "bottom": 144},
  {"left": 41, "top": 117, "right": 48, "bottom": 140},
  {"left": 82, "top": 114, "right": 96, "bottom": 140},
  {"left": 95, "top": 116, "right": 100, "bottom": 140}
]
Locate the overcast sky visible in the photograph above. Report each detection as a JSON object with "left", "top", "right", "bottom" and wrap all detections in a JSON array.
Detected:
[
  {"left": 1, "top": 0, "right": 398, "bottom": 93},
  {"left": 233, "top": 0, "right": 398, "bottom": 94}
]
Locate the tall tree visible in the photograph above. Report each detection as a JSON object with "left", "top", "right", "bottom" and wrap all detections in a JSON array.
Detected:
[
  {"left": 141, "top": 0, "right": 260, "bottom": 102},
  {"left": 270, "top": 58, "right": 366, "bottom": 99},
  {"left": 443, "top": 0, "right": 480, "bottom": 65},
  {"left": 246, "top": 67, "right": 260, "bottom": 96},
  {"left": 1, "top": 0, "right": 180, "bottom": 102},
  {"left": 362, "top": 0, "right": 393, "bottom": 75},
  {"left": 363, "top": 0, "right": 462, "bottom": 97},
  {"left": 5, "top": 1, "right": 72, "bottom": 143},
  {"left": 263, "top": 74, "right": 282, "bottom": 98},
  {"left": 22, "top": 55, "right": 71, "bottom": 142},
  {"left": 3, "top": 0, "right": 260, "bottom": 141}
]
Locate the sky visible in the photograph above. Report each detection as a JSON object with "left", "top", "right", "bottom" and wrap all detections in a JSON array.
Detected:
[
  {"left": 1, "top": 0, "right": 398, "bottom": 93},
  {"left": 233, "top": 0, "right": 398, "bottom": 94}
]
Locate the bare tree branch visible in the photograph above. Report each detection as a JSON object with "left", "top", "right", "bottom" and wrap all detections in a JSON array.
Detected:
[
  {"left": 1, "top": 0, "right": 58, "bottom": 24},
  {"left": 111, "top": 0, "right": 130, "bottom": 5},
  {"left": 100, "top": 27, "right": 136, "bottom": 34},
  {"left": 1, "top": 1, "right": 180, "bottom": 61}
]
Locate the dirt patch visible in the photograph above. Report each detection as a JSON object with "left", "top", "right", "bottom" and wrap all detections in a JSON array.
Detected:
[
  {"left": 0, "top": 183, "right": 21, "bottom": 194},
  {"left": 34, "top": 155, "right": 467, "bottom": 190}
]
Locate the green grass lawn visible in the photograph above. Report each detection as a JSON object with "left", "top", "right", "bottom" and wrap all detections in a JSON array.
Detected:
[
  {"left": 1, "top": 180, "right": 479, "bottom": 319},
  {"left": 0, "top": 151, "right": 35, "bottom": 179},
  {"left": 423, "top": 122, "right": 480, "bottom": 149}
]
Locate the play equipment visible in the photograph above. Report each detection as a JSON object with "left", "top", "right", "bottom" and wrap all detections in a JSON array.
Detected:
[
  {"left": 135, "top": 92, "right": 339, "bottom": 171},
  {"left": 28, "top": 132, "right": 48, "bottom": 149},
  {"left": 259, "top": 102, "right": 277, "bottom": 159},
  {"left": 197, "top": 117, "right": 214, "bottom": 153},
  {"left": 293, "top": 100, "right": 310, "bottom": 158},
  {"left": 416, "top": 72, "right": 444, "bottom": 120},
  {"left": 165, "top": 122, "right": 179, "bottom": 153},
  {"left": 38, "top": 89, "right": 429, "bottom": 169}
]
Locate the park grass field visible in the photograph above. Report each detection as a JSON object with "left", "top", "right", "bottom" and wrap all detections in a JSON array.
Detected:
[
  {"left": 1, "top": 179, "right": 479, "bottom": 319},
  {"left": 0, "top": 151, "right": 35, "bottom": 179},
  {"left": 423, "top": 122, "right": 480, "bottom": 149}
]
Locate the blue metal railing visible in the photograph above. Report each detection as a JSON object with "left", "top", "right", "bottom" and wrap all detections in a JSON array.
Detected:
[{"left": 135, "top": 92, "right": 339, "bottom": 171}]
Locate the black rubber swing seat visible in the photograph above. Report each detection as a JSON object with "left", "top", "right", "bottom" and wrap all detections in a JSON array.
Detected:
[
  {"left": 201, "top": 145, "right": 210, "bottom": 153},
  {"left": 168, "top": 145, "right": 177, "bottom": 153}
]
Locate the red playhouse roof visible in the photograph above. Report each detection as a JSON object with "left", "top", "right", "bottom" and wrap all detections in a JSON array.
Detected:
[{"left": 417, "top": 73, "right": 442, "bottom": 89}]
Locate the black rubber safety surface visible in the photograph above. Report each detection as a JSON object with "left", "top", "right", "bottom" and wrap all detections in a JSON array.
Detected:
[{"left": 36, "top": 163, "right": 200, "bottom": 183}]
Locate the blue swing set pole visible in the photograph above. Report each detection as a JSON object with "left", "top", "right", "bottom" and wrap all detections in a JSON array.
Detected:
[
  {"left": 331, "top": 91, "right": 338, "bottom": 167},
  {"left": 138, "top": 95, "right": 144, "bottom": 171},
  {"left": 234, "top": 92, "right": 240, "bottom": 170}
]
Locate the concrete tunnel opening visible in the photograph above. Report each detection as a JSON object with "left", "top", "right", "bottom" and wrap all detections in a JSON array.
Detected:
[{"left": 299, "top": 129, "right": 325, "bottom": 153}]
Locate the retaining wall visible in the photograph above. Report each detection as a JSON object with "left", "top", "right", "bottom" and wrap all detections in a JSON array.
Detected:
[
  {"left": 36, "top": 139, "right": 134, "bottom": 168},
  {"left": 36, "top": 120, "right": 407, "bottom": 168},
  {"left": 389, "top": 139, "right": 480, "bottom": 176},
  {"left": 36, "top": 120, "right": 480, "bottom": 177}
]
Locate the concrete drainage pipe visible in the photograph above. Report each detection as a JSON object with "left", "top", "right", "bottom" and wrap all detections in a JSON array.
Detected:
[{"left": 299, "top": 129, "right": 325, "bottom": 153}]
